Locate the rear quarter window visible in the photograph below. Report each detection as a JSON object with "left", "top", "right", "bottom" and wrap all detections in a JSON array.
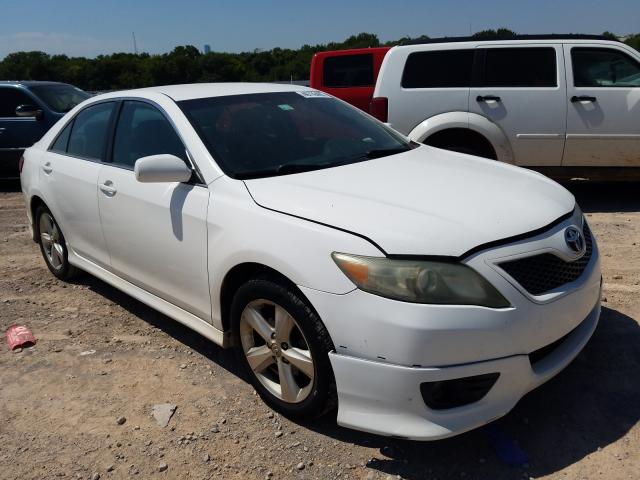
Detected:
[
  {"left": 401, "top": 50, "right": 474, "bottom": 88},
  {"left": 323, "top": 54, "right": 374, "bottom": 88},
  {"left": 49, "top": 121, "right": 73, "bottom": 153}
]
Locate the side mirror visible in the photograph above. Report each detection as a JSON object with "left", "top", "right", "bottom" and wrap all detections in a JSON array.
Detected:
[
  {"left": 15, "top": 104, "right": 44, "bottom": 120},
  {"left": 134, "top": 154, "right": 193, "bottom": 183}
]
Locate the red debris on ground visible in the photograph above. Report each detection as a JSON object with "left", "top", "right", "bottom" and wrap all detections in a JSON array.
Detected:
[{"left": 5, "top": 325, "right": 36, "bottom": 350}]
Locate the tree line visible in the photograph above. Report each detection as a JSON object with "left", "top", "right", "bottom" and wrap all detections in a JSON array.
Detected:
[{"left": 0, "top": 30, "right": 638, "bottom": 91}]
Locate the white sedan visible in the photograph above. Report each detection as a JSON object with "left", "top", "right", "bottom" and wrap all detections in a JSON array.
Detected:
[{"left": 20, "top": 83, "right": 601, "bottom": 440}]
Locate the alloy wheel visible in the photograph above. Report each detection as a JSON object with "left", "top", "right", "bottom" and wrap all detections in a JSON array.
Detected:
[
  {"left": 39, "top": 212, "right": 65, "bottom": 271},
  {"left": 239, "top": 299, "right": 315, "bottom": 403}
]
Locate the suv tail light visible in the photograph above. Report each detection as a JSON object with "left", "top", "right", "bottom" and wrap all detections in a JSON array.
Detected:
[
  {"left": 369, "top": 97, "right": 388, "bottom": 123},
  {"left": 18, "top": 155, "right": 25, "bottom": 174}
]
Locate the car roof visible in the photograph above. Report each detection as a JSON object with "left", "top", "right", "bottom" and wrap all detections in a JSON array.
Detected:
[
  {"left": 398, "top": 34, "right": 617, "bottom": 46},
  {"left": 0, "top": 80, "right": 71, "bottom": 88},
  {"left": 94, "top": 82, "right": 313, "bottom": 102},
  {"left": 313, "top": 47, "right": 391, "bottom": 58}
]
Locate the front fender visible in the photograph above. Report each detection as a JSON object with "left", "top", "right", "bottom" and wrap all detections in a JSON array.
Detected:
[
  {"left": 408, "top": 112, "right": 515, "bottom": 164},
  {"left": 206, "top": 177, "right": 383, "bottom": 330}
]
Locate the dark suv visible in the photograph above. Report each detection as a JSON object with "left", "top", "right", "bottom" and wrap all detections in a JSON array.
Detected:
[{"left": 0, "top": 81, "right": 89, "bottom": 178}]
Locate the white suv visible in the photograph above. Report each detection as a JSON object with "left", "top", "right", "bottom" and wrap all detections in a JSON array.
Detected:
[{"left": 371, "top": 35, "right": 640, "bottom": 178}]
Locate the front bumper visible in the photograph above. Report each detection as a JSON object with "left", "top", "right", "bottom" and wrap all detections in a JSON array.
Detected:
[
  {"left": 300, "top": 210, "right": 601, "bottom": 439},
  {"left": 327, "top": 300, "right": 599, "bottom": 440}
]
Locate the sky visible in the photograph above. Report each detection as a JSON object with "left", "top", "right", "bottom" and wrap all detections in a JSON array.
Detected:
[{"left": 0, "top": 0, "right": 638, "bottom": 59}]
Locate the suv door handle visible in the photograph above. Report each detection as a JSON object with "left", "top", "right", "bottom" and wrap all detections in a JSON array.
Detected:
[
  {"left": 42, "top": 162, "right": 53, "bottom": 174},
  {"left": 571, "top": 95, "right": 597, "bottom": 103},
  {"left": 476, "top": 95, "right": 501, "bottom": 102},
  {"left": 99, "top": 182, "right": 117, "bottom": 196}
]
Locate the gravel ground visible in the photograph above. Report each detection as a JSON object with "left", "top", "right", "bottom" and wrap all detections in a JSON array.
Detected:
[{"left": 0, "top": 180, "right": 638, "bottom": 480}]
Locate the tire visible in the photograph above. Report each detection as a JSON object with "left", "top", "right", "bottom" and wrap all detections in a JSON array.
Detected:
[
  {"left": 35, "top": 205, "right": 79, "bottom": 281},
  {"left": 445, "top": 144, "right": 486, "bottom": 157},
  {"left": 230, "top": 277, "right": 336, "bottom": 419},
  {"left": 424, "top": 128, "right": 497, "bottom": 160}
]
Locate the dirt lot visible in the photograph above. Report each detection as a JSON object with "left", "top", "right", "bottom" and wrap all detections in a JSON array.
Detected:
[{"left": 0, "top": 180, "right": 638, "bottom": 480}]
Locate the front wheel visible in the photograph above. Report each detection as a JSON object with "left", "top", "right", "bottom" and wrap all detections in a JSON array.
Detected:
[
  {"left": 231, "top": 278, "right": 336, "bottom": 419},
  {"left": 35, "top": 205, "right": 78, "bottom": 280}
]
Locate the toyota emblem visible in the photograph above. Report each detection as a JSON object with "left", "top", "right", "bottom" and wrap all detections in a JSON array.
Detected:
[{"left": 564, "top": 226, "right": 585, "bottom": 255}]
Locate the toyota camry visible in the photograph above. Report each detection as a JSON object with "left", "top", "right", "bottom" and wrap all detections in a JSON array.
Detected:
[{"left": 20, "top": 83, "right": 601, "bottom": 440}]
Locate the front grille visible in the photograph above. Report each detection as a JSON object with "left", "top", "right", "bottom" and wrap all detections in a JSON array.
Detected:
[{"left": 498, "top": 222, "right": 593, "bottom": 296}]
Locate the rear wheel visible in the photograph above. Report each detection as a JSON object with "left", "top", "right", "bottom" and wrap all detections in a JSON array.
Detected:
[
  {"left": 35, "top": 205, "right": 78, "bottom": 280},
  {"left": 231, "top": 277, "right": 336, "bottom": 419},
  {"left": 424, "top": 128, "right": 497, "bottom": 160}
]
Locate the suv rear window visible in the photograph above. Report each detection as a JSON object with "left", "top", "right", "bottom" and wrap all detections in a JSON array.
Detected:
[
  {"left": 481, "top": 47, "right": 557, "bottom": 87},
  {"left": 323, "top": 54, "right": 374, "bottom": 88},
  {"left": 401, "top": 50, "right": 474, "bottom": 88}
]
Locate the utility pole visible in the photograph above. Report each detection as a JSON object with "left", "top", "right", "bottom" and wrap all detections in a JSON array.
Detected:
[{"left": 132, "top": 32, "right": 138, "bottom": 54}]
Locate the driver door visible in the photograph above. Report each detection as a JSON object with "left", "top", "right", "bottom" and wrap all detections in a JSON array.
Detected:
[
  {"left": 563, "top": 44, "right": 640, "bottom": 166},
  {"left": 97, "top": 100, "right": 211, "bottom": 320}
]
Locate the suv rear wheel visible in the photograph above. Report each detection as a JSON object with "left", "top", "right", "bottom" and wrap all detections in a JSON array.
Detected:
[{"left": 425, "top": 128, "right": 497, "bottom": 160}]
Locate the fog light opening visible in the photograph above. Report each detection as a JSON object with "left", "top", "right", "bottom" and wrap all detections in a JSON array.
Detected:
[{"left": 420, "top": 373, "right": 500, "bottom": 410}]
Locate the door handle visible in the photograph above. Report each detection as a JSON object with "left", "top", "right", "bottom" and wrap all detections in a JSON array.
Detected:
[
  {"left": 571, "top": 95, "right": 597, "bottom": 103},
  {"left": 99, "top": 182, "right": 117, "bottom": 196},
  {"left": 0, "top": 128, "right": 6, "bottom": 134},
  {"left": 476, "top": 95, "right": 501, "bottom": 102},
  {"left": 42, "top": 162, "right": 53, "bottom": 174}
]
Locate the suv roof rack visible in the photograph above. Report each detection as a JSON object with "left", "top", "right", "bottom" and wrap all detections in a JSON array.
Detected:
[{"left": 400, "top": 34, "right": 617, "bottom": 46}]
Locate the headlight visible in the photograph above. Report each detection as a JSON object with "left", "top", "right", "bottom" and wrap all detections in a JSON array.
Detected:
[{"left": 332, "top": 253, "right": 510, "bottom": 308}]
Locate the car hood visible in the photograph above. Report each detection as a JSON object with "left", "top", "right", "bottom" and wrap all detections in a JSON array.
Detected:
[{"left": 243, "top": 146, "right": 575, "bottom": 257}]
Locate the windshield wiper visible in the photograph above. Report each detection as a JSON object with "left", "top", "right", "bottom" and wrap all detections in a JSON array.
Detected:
[
  {"left": 276, "top": 163, "right": 327, "bottom": 175},
  {"left": 236, "top": 162, "right": 330, "bottom": 180},
  {"left": 364, "top": 146, "right": 413, "bottom": 159},
  {"left": 236, "top": 145, "right": 417, "bottom": 180}
]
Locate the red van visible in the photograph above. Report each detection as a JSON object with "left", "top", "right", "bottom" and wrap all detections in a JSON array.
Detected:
[{"left": 310, "top": 47, "right": 390, "bottom": 113}]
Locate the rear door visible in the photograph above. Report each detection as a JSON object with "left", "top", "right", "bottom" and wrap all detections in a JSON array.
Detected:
[
  {"left": 41, "top": 101, "right": 116, "bottom": 267},
  {"left": 563, "top": 44, "right": 640, "bottom": 166},
  {"left": 97, "top": 100, "right": 211, "bottom": 320},
  {"left": 469, "top": 44, "right": 566, "bottom": 166},
  {"left": 0, "top": 87, "right": 48, "bottom": 177}
]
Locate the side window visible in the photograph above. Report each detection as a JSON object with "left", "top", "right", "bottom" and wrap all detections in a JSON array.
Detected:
[
  {"left": 67, "top": 102, "right": 116, "bottom": 160},
  {"left": 112, "top": 101, "right": 186, "bottom": 168},
  {"left": 50, "top": 121, "right": 73, "bottom": 153},
  {"left": 401, "top": 50, "right": 474, "bottom": 88},
  {"left": 572, "top": 48, "right": 640, "bottom": 87},
  {"left": 0, "top": 88, "right": 36, "bottom": 117},
  {"left": 481, "top": 47, "right": 557, "bottom": 87},
  {"left": 323, "top": 54, "right": 374, "bottom": 88}
]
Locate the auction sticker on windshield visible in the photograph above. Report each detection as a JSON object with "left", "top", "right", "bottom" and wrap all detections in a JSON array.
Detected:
[{"left": 296, "top": 91, "right": 331, "bottom": 98}]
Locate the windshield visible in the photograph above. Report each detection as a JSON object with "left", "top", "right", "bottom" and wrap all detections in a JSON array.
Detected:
[
  {"left": 28, "top": 84, "right": 90, "bottom": 113},
  {"left": 178, "top": 91, "right": 414, "bottom": 179}
]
